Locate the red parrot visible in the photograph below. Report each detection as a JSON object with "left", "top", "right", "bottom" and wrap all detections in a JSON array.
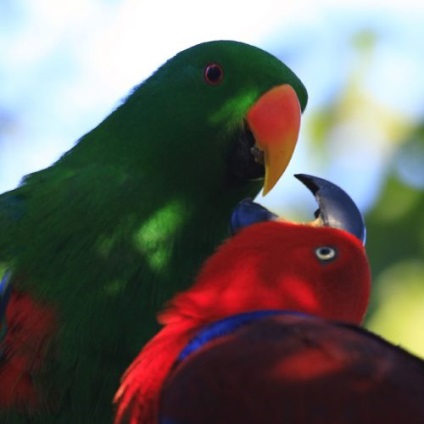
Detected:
[{"left": 114, "top": 174, "right": 386, "bottom": 424}]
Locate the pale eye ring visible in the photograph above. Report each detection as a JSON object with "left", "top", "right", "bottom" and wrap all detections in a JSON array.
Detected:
[{"left": 315, "top": 246, "right": 337, "bottom": 262}]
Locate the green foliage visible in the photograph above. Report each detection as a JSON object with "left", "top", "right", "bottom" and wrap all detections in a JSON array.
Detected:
[{"left": 365, "top": 128, "right": 424, "bottom": 355}]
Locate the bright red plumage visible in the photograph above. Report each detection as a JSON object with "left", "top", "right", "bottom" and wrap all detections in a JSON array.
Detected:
[
  {"left": 0, "top": 289, "right": 56, "bottom": 410},
  {"left": 114, "top": 221, "right": 371, "bottom": 423}
]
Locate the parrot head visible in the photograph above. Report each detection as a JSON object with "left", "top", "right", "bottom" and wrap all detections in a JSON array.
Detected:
[
  {"left": 161, "top": 174, "right": 370, "bottom": 326},
  {"left": 108, "top": 40, "right": 307, "bottom": 196}
]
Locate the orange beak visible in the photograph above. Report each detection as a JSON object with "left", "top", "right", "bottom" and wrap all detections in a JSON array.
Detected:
[{"left": 246, "top": 84, "right": 301, "bottom": 196}]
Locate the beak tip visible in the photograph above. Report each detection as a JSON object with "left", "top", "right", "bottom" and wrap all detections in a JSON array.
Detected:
[
  {"left": 294, "top": 173, "right": 318, "bottom": 194},
  {"left": 261, "top": 187, "right": 270, "bottom": 197}
]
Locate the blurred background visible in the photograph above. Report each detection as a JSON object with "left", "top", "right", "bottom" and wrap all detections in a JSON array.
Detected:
[{"left": 1, "top": 1, "right": 424, "bottom": 356}]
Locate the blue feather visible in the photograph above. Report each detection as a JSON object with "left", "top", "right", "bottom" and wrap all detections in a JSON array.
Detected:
[
  {"left": 0, "top": 271, "right": 12, "bottom": 342},
  {"left": 178, "top": 310, "right": 311, "bottom": 362}
]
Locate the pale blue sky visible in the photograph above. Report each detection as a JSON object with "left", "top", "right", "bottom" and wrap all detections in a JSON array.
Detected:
[{"left": 1, "top": 1, "right": 423, "bottom": 217}]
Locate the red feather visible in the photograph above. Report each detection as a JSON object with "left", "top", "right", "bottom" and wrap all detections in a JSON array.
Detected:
[
  {"left": 114, "top": 221, "right": 371, "bottom": 423},
  {"left": 113, "top": 320, "right": 200, "bottom": 424},
  {"left": 0, "top": 289, "right": 57, "bottom": 411}
]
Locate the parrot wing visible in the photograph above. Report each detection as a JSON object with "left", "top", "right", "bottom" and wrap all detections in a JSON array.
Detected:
[{"left": 159, "top": 311, "right": 424, "bottom": 424}]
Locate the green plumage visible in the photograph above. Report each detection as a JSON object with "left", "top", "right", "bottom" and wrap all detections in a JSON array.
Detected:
[{"left": 0, "top": 40, "right": 307, "bottom": 423}]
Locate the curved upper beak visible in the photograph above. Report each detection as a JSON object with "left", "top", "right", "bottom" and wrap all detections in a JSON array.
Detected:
[
  {"left": 246, "top": 84, "right": 301, "bottom": 196},
  {"left": 294, "top": 174, "right": 366, "bottom": 244},
  {"left": 230, "top": 174, "right": 366, "bottom": 245}
]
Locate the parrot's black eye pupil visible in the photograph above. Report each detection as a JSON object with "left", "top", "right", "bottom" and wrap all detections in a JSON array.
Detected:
[
  {"left": 315, "top": 246, "right": 337, "bottom": 262},
  {"left": 204, "top": 63, "right": 224, "bottom": 85}
]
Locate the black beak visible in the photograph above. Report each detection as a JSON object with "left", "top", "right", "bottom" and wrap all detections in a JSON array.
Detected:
[{"left": 230, "top": 174, "right": 366, "bottom": 245}]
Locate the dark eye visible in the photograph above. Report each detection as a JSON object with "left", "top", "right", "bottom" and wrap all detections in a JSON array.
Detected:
[
  {"left": 315, "top": 246, "right": 337, "bottom": 262},
  {"left": 204, "top": 63, "right": 224, "bottom": 85}
]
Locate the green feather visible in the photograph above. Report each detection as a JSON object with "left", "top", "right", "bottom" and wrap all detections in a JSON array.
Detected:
[{"left": 0, "top": 40, "right": 307, "bottom": 423}]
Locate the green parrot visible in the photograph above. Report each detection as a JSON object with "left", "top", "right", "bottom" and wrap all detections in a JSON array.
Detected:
[{"left": 0, "top": 40, "right": 307, "bottom": 423}]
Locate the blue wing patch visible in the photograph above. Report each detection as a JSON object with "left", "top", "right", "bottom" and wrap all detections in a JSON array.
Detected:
[
  {"left": 0, "top": 271, "right": 12, "bottom": 341},
  {"left": 177, "top": 310, "right": 311, "bottom": 362}
]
